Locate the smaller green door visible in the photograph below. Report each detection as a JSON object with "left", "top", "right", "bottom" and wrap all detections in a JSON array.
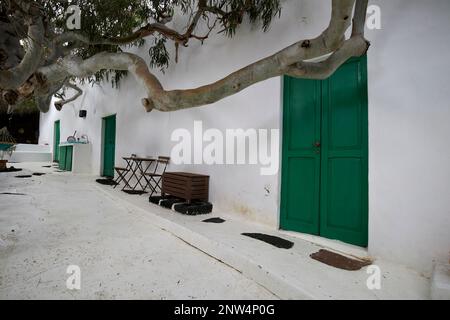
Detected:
[
  {"left": 102, "top": 115, "right": 116, "bottom": 177},
  {"left": 54, "top": 121, "right": 60, "bottom": 162},
  {"left": 65, "top": 146, "right": 73, "bottom": 171},
  {"left": 59, "top": 146, "right": 66, "bottom": 170}
]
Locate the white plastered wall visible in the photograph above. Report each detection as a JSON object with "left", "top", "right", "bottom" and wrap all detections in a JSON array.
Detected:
[{"left": 39, "top": 0, "right": 450, "bottom": 275}]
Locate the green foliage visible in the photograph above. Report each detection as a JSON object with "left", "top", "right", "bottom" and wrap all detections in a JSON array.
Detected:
[{"left": 37, "top": 0, "right": 282, "bottom": 86}]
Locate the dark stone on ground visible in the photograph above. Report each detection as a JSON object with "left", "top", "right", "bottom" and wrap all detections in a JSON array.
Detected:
[
  {"left": 173, "top": 202, "right": 213, "bottom": 215},
  {"left": 242, "top": 233, "right": 294, "bottom": 249},
  {"left": 202, "top": 217, "right": 225, "bottom": 223},
  {"left": 310, "top": 249, "right": 372, "bottom": 271},
  {"left": 96, "top": 178, "right": 118, "bottom": 186}
]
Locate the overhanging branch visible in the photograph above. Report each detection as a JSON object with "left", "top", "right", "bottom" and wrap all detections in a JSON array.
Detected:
[
  {"left": 35, "top": 0, "right": 369, "bottom": 114},
  {"left": 54, "top": 83, "right": 83, "bottom": 111}
]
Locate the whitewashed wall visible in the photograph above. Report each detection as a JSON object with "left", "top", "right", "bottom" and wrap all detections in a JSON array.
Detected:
[
  {"left": 39, "top": 0, "right": 450, "bottom": 275},
  {"left": 366, "top": 0, "right": 450, "bottom": 275}
]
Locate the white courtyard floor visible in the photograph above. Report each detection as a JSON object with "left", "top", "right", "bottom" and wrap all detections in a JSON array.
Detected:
[{"left": 0, "top": 162, "right": 431, "bottom": 299}]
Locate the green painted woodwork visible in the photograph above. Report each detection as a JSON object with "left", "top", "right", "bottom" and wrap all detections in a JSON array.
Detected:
[
  {"left": 102, "top": 114, "right": 116, "bottom": 177},
  {"left": 58, "top": 145, "right": 73, "bottom": 171},
  {"left": 59, "top": 145, "right": 66, "bottom": 170},
  {"left": 65, "top": 145, "right": 73, "bottom": 171},
  {"left": 280, "top": 56, "right": 368, "bottom": 247},
  {"left": 54, "top": 120, "right": 60, "bottom": 162}
]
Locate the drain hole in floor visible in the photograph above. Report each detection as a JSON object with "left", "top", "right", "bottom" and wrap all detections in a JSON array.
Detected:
[
  {"left": 242, "top": 233, "right": 294, "bottom": 249},
  {"left": 15, "top": 175, "right": 32, "bottom": 178},
  {"left": 310, "top": 249, "right": 372, "bottom": 271},
  {"left": 202, "top": 217, "right": 226, "bottom": 224}
]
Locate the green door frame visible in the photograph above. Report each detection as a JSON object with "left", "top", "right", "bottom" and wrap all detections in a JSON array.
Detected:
[
  {"left": 53, "top": 120, "right": 60, "bottom": 162},
  {"left": 280, "top": 56, "right": 368, "bottom": 247},
  {"left": 102, "top": 114, "right": 116, "bottom": 177}
]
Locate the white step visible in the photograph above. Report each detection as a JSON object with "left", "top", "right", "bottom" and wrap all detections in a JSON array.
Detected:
[{"left": 9, "top": 144, "right": 52, "bottom": 163}]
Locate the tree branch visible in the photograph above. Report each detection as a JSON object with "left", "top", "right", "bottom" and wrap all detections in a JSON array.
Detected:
[
  {"left": 0, "top": 17, "right": 45, "bottom": 90},
  {"left": 35, "top": 0, "right": 370, "bottom": 115},
  {"left": 54, "top": 83, "right": 83, "bottom": 111}
]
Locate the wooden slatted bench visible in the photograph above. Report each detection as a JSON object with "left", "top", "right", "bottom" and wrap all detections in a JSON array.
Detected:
[{"left": 161, "top": 172, "right": 209, "bottom": 204}]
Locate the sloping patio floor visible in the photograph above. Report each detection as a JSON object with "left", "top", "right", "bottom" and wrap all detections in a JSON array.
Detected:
[{"left": 2, "top": 162, "right": 430, "bottom": 299}]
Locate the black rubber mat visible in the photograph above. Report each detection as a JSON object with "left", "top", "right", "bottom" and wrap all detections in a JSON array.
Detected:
[
  {"left": 0, "top": 192, "right": 27, "bottom": 195},
  {"left": 242, "top": 233, "right": 294, "bottom": 249},
  {"left": 173, "top": 202, "right": 213, "bottom": 215},
  {"left": 149, "top": 195, "right": 178, "bottom": 205},
  {"left": 202, "top": 217, "right": 225, "bottom": 223},
  {"left": 0, "top": 167, "right": 22, "bottom": 173},
  {"left": 96, "top": 178, "right": 118, "bottom": 186},
  {"left": 122, "top": 190, "right": 147, "bottom": 195},
  {"left": 160, "top": 198, "right": 185, "bottom": 209},
  {"left": 15, "top": 175, "right": 32, "bottom": 178}
]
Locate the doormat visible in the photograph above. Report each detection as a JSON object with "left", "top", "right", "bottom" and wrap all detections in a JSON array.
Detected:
[
  {"left": 173, "top": 202, "right": 213, "bottom": 215},
  {"left": 122, "top": 190, "right": 147, "bottom": 195},
  {"left": 15, "top": 175, "right": 32, "bottom": 178},
  {"left": 310, "top": 249, "right": 372, "bottom": 271},
  {"left": 202, "top": 217, "right": 225, "bottom": 223},
  {"left": 0, "top": 167, "right": 22, "bottom": 173},
  {"left": 32, "top": 172, "right": 46, "bottom": 176},
  {"left": 96, "top": 178, "right": 118, "bottom": 186},
  {"left": 242, "top": 233, "right": 294, "bottom": 249}
]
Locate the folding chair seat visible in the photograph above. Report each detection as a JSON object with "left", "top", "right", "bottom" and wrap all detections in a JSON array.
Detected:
[{"left": 144, "top": 156, "right": 170, "bottom": 196}]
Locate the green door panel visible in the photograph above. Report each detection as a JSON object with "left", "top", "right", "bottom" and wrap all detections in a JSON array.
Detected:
[
  {"left": 280, "top": 77, "right": 321, "bottom": 235},
  {"left": 59, "top": 146, "right": 66, "bottom": 170},
  {"left": 320, "top": 57, "right": 368, "bottom": 246},
  {"left": 102, "top": 115, "right": 116, "bottom": 177},
  {"left": 281, "top": 56, "right": 368, "bottom": 247},
  {"left": 54, "top": 121, "right": 60, "bottom": 162},
  {"left": 65, "top": 146, "right": 73, "bottom": 171}
]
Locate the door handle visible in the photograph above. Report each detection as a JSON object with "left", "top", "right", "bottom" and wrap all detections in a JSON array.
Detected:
[{"left": 314, "top": 141, "right": 321, "bottom": 148}]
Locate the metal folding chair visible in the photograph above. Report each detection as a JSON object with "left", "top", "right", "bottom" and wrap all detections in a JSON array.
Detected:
[
  {"left": 144, "top": 156, "right": 170, "bottom": 196},
  {"left": 114, "top": 154, "right": 136, "bottom": 189},
  {"left": 113, "top": 166, "right": 130, "bottom": 189}
]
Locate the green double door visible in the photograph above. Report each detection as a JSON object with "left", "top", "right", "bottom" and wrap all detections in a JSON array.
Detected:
[
  {"left": 102, "top": 114, "right": 116, "bottom": 177},
  {"left": 280, "top": 56, "right": 368, "bottom": 247}
]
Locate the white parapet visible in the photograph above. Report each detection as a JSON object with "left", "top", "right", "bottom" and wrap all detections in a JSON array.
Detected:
[{"left": 9, "top": 144, "right": 52, "bottom": 163}]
